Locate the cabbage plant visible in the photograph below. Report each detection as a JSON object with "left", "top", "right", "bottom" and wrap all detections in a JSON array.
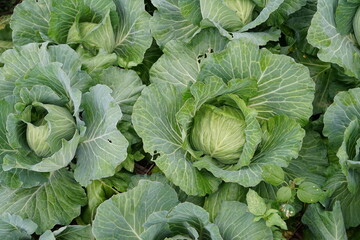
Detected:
[
  {"left": 10, "top": 0, "right": 152, "bottom": 69},
  {"left": 307, "top": 0, "right": 360, "bottom": 79},
  {"left": 92, "top": 179, "right": 273, "bottom": 240},
  {"left": 323, "top": 88, "right": 360, "bottom": 227},
  {"left": 150, "top": 0, "right": 307, "bottom": 48},
  {"left": 133, "top": 40, "right": 314, "bottom": 195},
  {"left": 0, "top": 43, "right": 132, "bottom": 233}
]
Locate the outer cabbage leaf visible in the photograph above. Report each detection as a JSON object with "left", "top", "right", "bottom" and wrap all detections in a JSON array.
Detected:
[
  {"left": 266, "top": 0, "right": 307, "bottom": 27},
  {"left": 75, "top": 85, "right": 128, "bottom": 186},
  {"left": 307, "top": 0, "right": 360, "bottom": 79},
  {"left": 150, "top": 0, "right": 202, "bottom": 48},
  {"left": 325, "top": 171, "right": 360, "bottom": 228},
  {"left": 150, "top": 28, "right": 228, "bottom": 87},
  {"left": 302, "top": 202, "right": 347, "bottom": 240},
  {"left": 0, "top": 214, "right": 37, "bottom": 240},
  {"left": 39, "top": 225, "right": 94, "bottom": 240},
  {"left": 10, "top": 0, "right": 51, "bottom": 45},
  {"left": 215, "top": 201, "right": 273, "bottom": 240},
  {"left": 92, "top": 180, "right": 179, "bottom": 240},
  {"left": 144, "top": 202, "right": 223, "bottom": 240},
  {"left": 286, "top": 130, "right": 328, "bottom": 186},
  {"left": 0, "top": 169, "right": 87, "bottom": 234},
  {"left": 93, "top": 67, "right": 145, "bottom": 122},
  {"left": 203, "top": 183, "right": 247, "bottom": 221}
]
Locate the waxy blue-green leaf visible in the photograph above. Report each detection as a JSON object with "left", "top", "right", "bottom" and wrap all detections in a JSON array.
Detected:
[
  {"left": 337, "top": 119, "right": 360, "bottom": 193},
  {"left": 215, "top": 201, "right": 272, "bottom": 240},
  {"left": 324, "top": 88, "right": 360, "bottom": 151},
  {"left": 307, "top": 0, "right": 360, "bottom": 79},
  {"left": 92, "top": 180, "right": 179, "bottom": 240},
  {"left": 39, "top": 225, "right": 94, "bottom": 240},
  {"left": 75, "top": 85, "right": 128, "bottom": 186},
  {"left": 325, "top": 171, "right": 360, "bottom": 228},
  {"left": 93, "top": 67, "right": 144, "bottom": 122},
  {"left": 204, "top": 182, "right": 247, "bottom": 221},
  {"left": 286, "top": 130, "right": 328, "bottom": 186},
  {"left": 150, "top": 28, "right": 228, "bottom": 87},
  {"left": 0, "top": 43, "right": 92, "bottom": 100},
  {"left": 150, "top": 0, "right": 202, "bottom": 48},
  {"left": 0, "top": 214, "right": 37, "bottom": 240},
  {"left": 145, "top": 202, "right": 223, "bottom": 240},
  {"left": 0, "top": 169, "right": 87, "bottom": 234},
  {"left": 200, "top": 0, "right": 284, "bottom": 33},
  {"left": 302, "top": 202, "right": 347, "bottom": 240},
  {"left": 10, "top": 0, "right": 51, "bottom": 45}
]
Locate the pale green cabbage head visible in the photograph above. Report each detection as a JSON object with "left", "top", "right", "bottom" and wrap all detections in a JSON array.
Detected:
[{"left": 191, "top": 104, "right": 246, "bottom": 164}]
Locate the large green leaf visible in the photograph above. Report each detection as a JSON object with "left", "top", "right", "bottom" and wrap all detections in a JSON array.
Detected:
[
  {"left": 323, "top": 88, "right": 360, "bottom": 151},
  {"left": 75, "top": 85, "right": 128, "bottom": 186},
  {"left": 0, "top": 169, "right": 87, "bottom": 234},
  {"left": 325, "top": 171, "right": 360, "bottom": 228},
  {"left": 267, "top": 0, "right": 307, "bottom": 26},
  {"left": 290, "top": 51, "right": 357, "bottom": 115},
  {"left": 93, "top": 67, "right": 144, "bottom": 122},
  {"left": 0, "top": 43, "right": 92, "bottom": 100},
  {"left": 150, "top": 0, "right": 202, "bottom": 48},
  {"left": 150, "top": 28, "right": 228, "bottom": 87},
  {"left": 307, "top": 0, "right": 360, "bottom": 79},
  {"left": 0, "top": 214, "right": 37, "bottom": 240},
  {"left": 145, "top": 202, "right": 223, "bottom": 239},
  {"left": 200, "top": 0, "right": 284, "bottom": 33},
  {"left": 286, "top": 130, "right": 328, "bottom": 186},
  {"left": 199, "top": 40, "right": 314, "bottom": 126},
  {"left": 39, "top": 225, "right": 94, "bottom": 240},
  {"left": 10, "top": 0, "right": 51, "bottom": 46},
  {"left": 92, "top": 180, "right": 179, "bottom": 240},
  {"left": 215, "top": 201, "right": 273, "bottom": 240},
  {"left": 204, "top": 183, "right": 247, "bottom": 221},
  {"left": 112, "top": 0, "right": 152, "bottom": 67},
  {"left": 132, "top": 83, "right": 221, "bottom": 196},
  {"left": 302, "top": 202, "right": 347, "bottom": 240},
  {"left": 48, "top": 0, "right": 115, "bottom": 44}
]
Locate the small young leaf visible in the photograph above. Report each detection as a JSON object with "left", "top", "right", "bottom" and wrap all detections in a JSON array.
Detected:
[
  {"left": 297, "top": 182, "right": 326, "bottom": 203},
  {"left": 262, "top": 164, "right": 285, "bottom": 186},
  {"left": 246, "top": 189, "right": 267, "bottom": 216},
  {"left": 266, "top": 212, "right": 288, "bottom": 230},
  {"left": 276, "top": 186, "right": 292, "bottom": 202}
]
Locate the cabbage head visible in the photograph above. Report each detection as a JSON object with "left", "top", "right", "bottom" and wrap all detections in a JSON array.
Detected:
[{"left": 191, "top": 104, "right": 246, "bottom": 164}]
